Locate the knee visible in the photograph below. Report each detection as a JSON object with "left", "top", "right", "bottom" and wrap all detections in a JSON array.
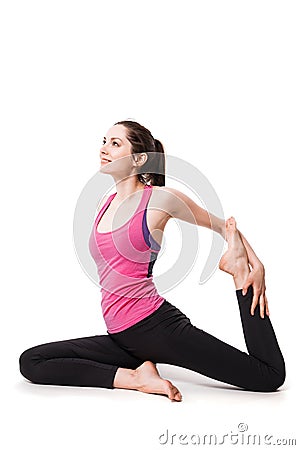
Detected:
[
  {"left": 19, "top": 346, "right": 41, "bottom": 383},
  {"left": 271, "top": 362, "right": 286, "bottom": 392},
  {"left": 259, "top": 359, "right": 286, "bottom": 393}
]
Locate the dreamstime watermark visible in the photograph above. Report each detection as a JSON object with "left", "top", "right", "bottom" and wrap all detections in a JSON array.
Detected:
[
  {"left": 73, "top": 153, "right": 226, "bottom": 295},
  {"left": 158, "top": 423, "right": 297, "bottom": 446}
]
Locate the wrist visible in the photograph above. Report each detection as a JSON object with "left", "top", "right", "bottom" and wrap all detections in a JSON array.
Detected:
[
  {"left": 219, "top": 222, "right": 226, "bottom": 240},
  {"left": 251, "top": 259, "right": 264, "bottom": 271}
]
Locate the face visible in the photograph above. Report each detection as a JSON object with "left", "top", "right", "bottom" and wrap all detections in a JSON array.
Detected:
[
  {"left": 99, "top": 124, "right": 146, "bottom": 177},
  {"left": 100, "top": 124, "right": 131, "bottom": 164}
]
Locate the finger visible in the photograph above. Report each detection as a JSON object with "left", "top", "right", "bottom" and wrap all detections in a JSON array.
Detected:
[
  {"left": 259, "top": 296, "right": 265, "bottom": 319},
  {"left": 250, "top": 286, "right": 261, "bottom": 315},
  {"left": 265, "top": 295, "right": 270, "bottom": 316},
  {"left": 242, "top": 282, "right": 250, "bottom": 296},
  {"left": 250, "top": 296, "right": 259, "bottom": 316}
]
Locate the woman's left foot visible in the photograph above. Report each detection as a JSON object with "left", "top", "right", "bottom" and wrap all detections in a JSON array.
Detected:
[
  {"left": 219, "top": 217, "right": 249, "bottom": 276},
  {"left": 134, "top": 361, "right": 182, "bottom": 402}
]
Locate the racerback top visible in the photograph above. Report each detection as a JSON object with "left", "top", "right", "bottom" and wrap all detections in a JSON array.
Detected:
[{"left": 89, "top": 184, "right": 166, "bottom": 333}]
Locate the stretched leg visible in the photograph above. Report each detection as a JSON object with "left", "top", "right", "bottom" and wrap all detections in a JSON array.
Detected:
[
  {"left": 19, "top": 334, "right": 182, "bottom": 401},
  {"left": 19, "top": 334, "right": 143, "bottom": 389},
  {"left": 110, "top": 218, "right": 285, "bottom": 393}
]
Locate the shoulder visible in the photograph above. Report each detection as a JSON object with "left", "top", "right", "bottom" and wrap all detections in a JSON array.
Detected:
[
  {"left": 151, "top": 185, "right": 186, "bottom": 216},
  {"left": 151, "top": 185, "right": 184, "bottom": 200}
]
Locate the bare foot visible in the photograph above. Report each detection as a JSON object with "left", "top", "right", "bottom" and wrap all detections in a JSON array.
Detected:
[
  {"left": 135, "top": 361, "right": 182, "bottom": 402},
  {"left": 219, "top": 217, "right": 249, "bottom": 278}
]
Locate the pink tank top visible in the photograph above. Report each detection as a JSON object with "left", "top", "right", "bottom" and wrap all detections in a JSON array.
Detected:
[{"left": 89, "top": 184, "right": 166, "bottom": 333}]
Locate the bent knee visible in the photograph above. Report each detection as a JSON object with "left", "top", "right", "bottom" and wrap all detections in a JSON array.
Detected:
[
  {"left": 19, "top": 346, "right": 42, "bottom": 382},
  {"left": 269, "top": 368, "right": 286, "bottom": 392},
  {"left": 259, "top": 360, "right": 286, "bottom": 393}
]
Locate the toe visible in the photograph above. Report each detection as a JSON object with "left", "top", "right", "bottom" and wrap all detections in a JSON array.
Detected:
[
  {"left": 175, "top": 391, "right": 182, "bottom": 401},
  {"left": 170, "top": 386, "right": 182, "bottom": 402}
]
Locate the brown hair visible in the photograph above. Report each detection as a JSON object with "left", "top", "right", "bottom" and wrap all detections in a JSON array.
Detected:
[{"left": 114, "top": 120, "right": 165, "bottom": 186}]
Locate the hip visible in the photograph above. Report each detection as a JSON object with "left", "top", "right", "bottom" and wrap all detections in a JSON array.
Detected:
[
  {"left": 108, "top": 299, "right": 193, "bottom": 339},
  {"left": 107, "top": 299, "right": 194, "bottom": 360}
]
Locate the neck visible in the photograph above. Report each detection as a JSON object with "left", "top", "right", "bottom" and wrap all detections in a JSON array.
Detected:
[{"left": 112, "top": 176, "right": 146, "bottom": 200}]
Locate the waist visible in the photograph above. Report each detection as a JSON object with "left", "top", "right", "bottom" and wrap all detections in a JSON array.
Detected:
[{"left": 102, "top": 293, "right": 166, "bottom": 333}]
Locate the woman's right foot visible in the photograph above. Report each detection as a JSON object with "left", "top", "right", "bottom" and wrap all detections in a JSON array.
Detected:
[
  {"left": 219, "top": 217, "right": 250, "bottom": 278},
  {"left": 134, "top": 361, "right": 182, "bottom": 402}
]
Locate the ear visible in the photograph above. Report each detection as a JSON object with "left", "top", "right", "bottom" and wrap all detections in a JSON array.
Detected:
[{"left": 133, "top": 152, "right": 148, "bottom": 167}]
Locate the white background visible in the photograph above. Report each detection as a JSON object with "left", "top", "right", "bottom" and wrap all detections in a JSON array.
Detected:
[{"left": 1, "top": 1, "right": 299, "bottom": 449}]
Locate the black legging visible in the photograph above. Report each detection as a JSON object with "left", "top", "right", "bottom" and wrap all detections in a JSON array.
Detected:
[{"left": 19, "top": 286, "right": 285, "bottom": 392}]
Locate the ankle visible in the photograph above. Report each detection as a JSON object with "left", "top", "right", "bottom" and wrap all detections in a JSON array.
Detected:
[
  {"left": 233, "top": 263, "right": 250, "bottom": 290},
  {"left": 113, "top": 367, "right": 139, "bottom": 390}
]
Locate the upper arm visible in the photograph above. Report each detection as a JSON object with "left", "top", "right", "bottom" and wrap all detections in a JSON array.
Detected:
[{"left": 161, "top": 187, "right": 225, "bottom": 235}]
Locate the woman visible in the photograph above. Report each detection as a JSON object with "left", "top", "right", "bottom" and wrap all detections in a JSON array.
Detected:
[{"left": 19, "top": 120, "right": 285, "bottom": 402}]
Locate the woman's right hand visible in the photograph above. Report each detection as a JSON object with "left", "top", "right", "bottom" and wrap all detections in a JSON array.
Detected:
[{"left": 242, "top": 264, "right": 270, "bottom": 319}]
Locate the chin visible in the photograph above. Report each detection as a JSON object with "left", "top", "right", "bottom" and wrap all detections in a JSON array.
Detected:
[{"left": 100, "top": 165, "right": 113, "bottom": 175}]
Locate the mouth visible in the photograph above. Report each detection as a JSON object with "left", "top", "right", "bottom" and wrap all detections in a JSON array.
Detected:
[{"left": 101, "top": 158, "right": 111, "bottom": 163}]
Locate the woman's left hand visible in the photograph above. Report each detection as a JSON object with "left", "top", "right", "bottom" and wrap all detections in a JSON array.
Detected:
[{"left": 242, "top": 264, "right": 270, "bottom": 319}]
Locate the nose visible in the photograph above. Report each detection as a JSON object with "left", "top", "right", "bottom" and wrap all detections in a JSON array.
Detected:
[{"left": 100, "top": 144, "right": 109, "bottom": 158}]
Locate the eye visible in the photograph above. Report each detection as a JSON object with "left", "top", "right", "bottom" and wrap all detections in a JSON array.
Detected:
[{"left": 102, "top": 140, "right": 119, "bottom": 146}]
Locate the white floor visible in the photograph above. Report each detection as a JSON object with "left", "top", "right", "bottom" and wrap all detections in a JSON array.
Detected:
[{"left": 7, "top": 358, "right": 298, "bottom": 450}]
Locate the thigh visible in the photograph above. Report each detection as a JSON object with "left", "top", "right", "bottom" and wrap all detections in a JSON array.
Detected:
[
  {"left": 159, "top": 322, "right": 276, "bottom": 391},
  {"left": 20, "top": 334, "right": 144, "bottom": 370},
  {"left": 110, "top": 301, "right": 268, "bottom": 390}
]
